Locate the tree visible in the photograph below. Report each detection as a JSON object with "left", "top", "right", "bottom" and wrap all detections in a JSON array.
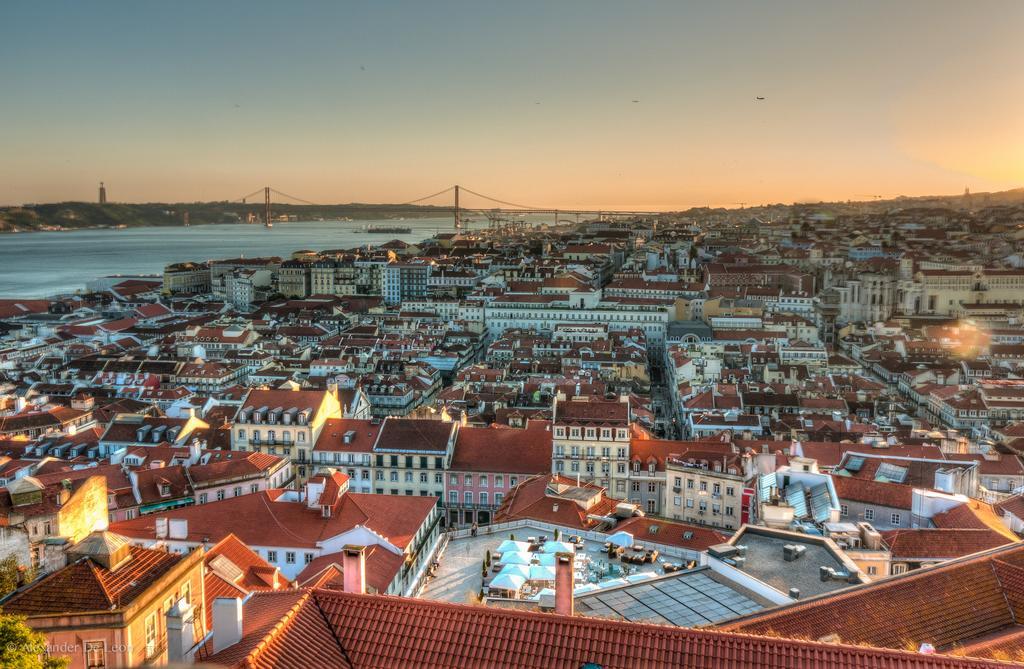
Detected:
[
  {"left": 0, "top": 555, "right": 33, "bottom": 598},
  {"left": 0, "top": 614, "right": 69, "bottom": 669}
]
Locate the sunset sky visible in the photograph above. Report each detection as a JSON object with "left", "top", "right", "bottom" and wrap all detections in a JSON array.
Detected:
[{"left": 1, "top": 0, "right": 1021, "bottom": 209}]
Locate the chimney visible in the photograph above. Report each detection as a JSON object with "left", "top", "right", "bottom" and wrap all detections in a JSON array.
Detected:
[
  {"left": 555, "top": 552, "right": 574, "bottom": 616},
  {"left": 212, "top": 597, "right": 244, "bottom": 653},
  {"left": 188, "top": 438, "right": 202, "bottom": 466},
  {"left": 342, "top": 545, "right": 366, "bottom": 594},
  {"left": 167, "top": 597, "right": 196, "bottom": 663}
]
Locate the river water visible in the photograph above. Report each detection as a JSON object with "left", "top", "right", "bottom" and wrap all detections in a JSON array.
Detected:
[{"left": 0, "top": 217, "right": 516, "bottom": 298}]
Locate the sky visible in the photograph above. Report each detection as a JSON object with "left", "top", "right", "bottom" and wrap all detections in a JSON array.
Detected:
[{"left": 1, "top": 1, "right": 1022, "bottom": 210}]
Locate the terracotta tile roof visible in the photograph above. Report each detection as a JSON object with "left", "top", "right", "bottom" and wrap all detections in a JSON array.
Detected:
[
  {"left": 881, "top": 528, "right": 1013, "bottom": 560},
  {"left": 450, "top": 422, "right": 552, "bottom": 474},
  {"left": 997, "top": 494, "right": 1024, "bottom": 521},
  {"left": 721, "top": 542, "right": 1024, "bottom": 658},
  {"left": 831, "top": 474, "right": 914, "bottom": 510},
  {"left": 295, "top": 544, "right": 404, "bottom": 594},
  {"left": 313, "top": 419, "right": 380, "bottom": 453},
  {"left": 554, "top": 397, "right": 630, "bottom": 426},
  {"left": 239, "top": 389, "right": 328, "bottom": 413},
  {"left": 610, "top": 516, "right": 727, "bottom": 551},
  {"left": 374, "top": 417, "right": 455, "bottom": 453},
  {"left": 201, "top": 589, "right": 1004, "bottom": 669},
  {"left": 203, "top": 533, "right": 288, "bottom": 629},
  {"left": 110, "top": 489, "right": 435, "bottom": 551},
  {"left": 3, "top": 545, "right": 182, "bottom": 615},
  {"left": 494, "top": 474, "right": 620, "bottom": 531}
]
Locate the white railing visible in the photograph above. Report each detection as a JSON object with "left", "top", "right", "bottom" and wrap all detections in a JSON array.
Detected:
[{"left": 448, "top": 519, "right": 701, "bottom": 561}]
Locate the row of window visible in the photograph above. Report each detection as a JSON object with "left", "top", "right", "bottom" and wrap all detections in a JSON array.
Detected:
[
  {"left": 553, "top": 428, "right": 630, "bottom": 441},
  {"left": 265, "top": 549, "right": 316, "bottom": 565},
  {"left": 555, "top": 460, "right": 624, "bottom": 474},
  {"left": 448, "top": 491, "right": 505, "bottom": 506},
  {"left": 555, "top": 445, "right": 629, "bottom": 457},
  {"left": 840, "top": 504, "right": 901, "bottom": 525},
  {"left": 198, "top": 484, "right": 260, "bottom": 504},
  {"left": 670, "top": 496, "right": 736, "bottom": 515},
  {"left": 671, "top": 477, "right": 736, "bottom": 497},
  {"left": 237, "top": 429, "right": 307, "bottom": 443}
]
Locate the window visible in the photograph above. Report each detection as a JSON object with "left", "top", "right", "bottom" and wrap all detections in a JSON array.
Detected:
[
  {"left": 305, "top": 553, "right": 314, "bottom": 565},
  {"left": 648, "top": 482, "right": 656, "bottom": 493},
  {"left": 233, "top": 486, "right": 242, "bottom": 497},
  {"left": 479, "top": 475, "right": 488, "bottom": 487},
  {"left": 405, "top": 472, "right": 413, "bottom": 482},
  {"left": 632, "top": 481, "right": 640, "bottom": 492},
  {"left": 686, "top": 498, "right": 694, "bottom": 508},
  {"left": 85, "top": 641, "right": 106, "bottom": 668},
  {"left": 145, "top": 613, "right": 158, "bottom": 658},
  {"left": 686, "top": 479, "right": 694, "bottom": 489},
  {"left": 390, "top": 471, "right": 398, "bottom": 482},
  {"left": 286, "top": 552, "right": 296, "bottom": 564},
  {"left": 840, "top": 504, "right": 848, "bottom": 517},
  {"left": 464, "top": 491, "right": 473, "bottom": 505},
  {"left": 464, "top": 474, "right": 472, "bottom": 485},
  {"left": 495, "top": 493, "right": 503, "bottom": 505},
  {"left": 673, "top": 496, "right": 681, "bottom": 507},
  {"left": 726, "top": 486, "right": 735, "bottom": 496},
  {"left": 480, "top": 492, "right": 489, "bottom": 506},
  {"left": 449, "top": 491, "right": 458, "bottom": 504},
  {"left": 237, "top": 429, "right": 246, "bottom": 439},
  {"left": 867, "top": 566, "right": 877, "bottom": 576},
  {"left": 890, "top": 512, "right": 901, "bottom": 526},
  {"left": 199, "top": 493, "right": 208, "bottom": 504},
  {"left": 251, "top": 484, "right": 259, "bottom": 494},
  {"left": 450, "top": 474, "right": 458, "bottom": 485},
  {"left": 725, "top": 506, "right": 734, "bottom": 516},
  {"left": 420, "top": 472, "right": 428, "bottom": 483},
  {"left": 216, "top": 489, "right": 225, "bottom": 501},
  {"left": 891, "top": 563, "right": 908, "bottom": 575},
  {"left": 494, "top": 475, "right": 504, "bottom": 488},
  {"left": 863, "top": 508, "right": 874, "bottom": 521},
  {"left": 267, "top": 550, "right": 278, "bottom": 562}
]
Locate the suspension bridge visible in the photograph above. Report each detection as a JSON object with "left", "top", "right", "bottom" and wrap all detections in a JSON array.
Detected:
[{"left": 230, "top": 185, "right": 664, "bottom": 230}]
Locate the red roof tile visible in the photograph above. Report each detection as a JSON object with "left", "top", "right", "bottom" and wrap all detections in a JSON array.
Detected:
[
  {"left": 722, "top": 542, "right": 1024, "bottom": 658},
  {"left": 201, "top": 589, "right": 1004, "bottom": 668}
]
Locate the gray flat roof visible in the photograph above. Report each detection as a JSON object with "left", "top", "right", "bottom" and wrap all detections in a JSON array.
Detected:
[{"left": 732, "top": 530, "right": 852, "bottom": 598}]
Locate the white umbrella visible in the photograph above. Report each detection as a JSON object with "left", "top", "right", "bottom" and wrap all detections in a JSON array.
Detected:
[
  {"left": 606, "top": 531, "right": 634, "bottom": 548},
  {"left": 499, "top": 564, "right": 531, "bottom": 579},
  {"left": 500, "top": 551, "right": 532, "bottom": 565},
  {"left": 541, "top": 541, "right": 576, "bottom": 554},
  {"left": 533, "top": 553, "right": 557, "bottom": 566},
  {"left": 497, "top": 540, "right": 529, "bottom": 554},
  {"left": 529, "top": 565, "right": 557, "bottom": 581},
  {"left": 490, "top": 573, "right": 526, "bottom": 592}
]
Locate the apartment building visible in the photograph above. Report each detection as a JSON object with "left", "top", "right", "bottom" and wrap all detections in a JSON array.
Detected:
[
  {"left": 370, "top": 417, "right": 456, "bottom": 498},
  {"left": 663, "top": 448, "right": 753, "bottom": 530},
  {"left": 231, "top": 388, "right": 343, "bottom": 482},
  {"left": 550, "top": 395, "right": 633, "bottom": 497}
]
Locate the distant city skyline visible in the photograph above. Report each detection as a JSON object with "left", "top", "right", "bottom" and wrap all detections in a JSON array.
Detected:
[{"left": 1, "top": 0, "right": 1021, "bottom": 209}]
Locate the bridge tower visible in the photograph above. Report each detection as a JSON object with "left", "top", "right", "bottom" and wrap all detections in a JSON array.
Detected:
[
  {"left": 454, "top": 184, "right": 461, "bottom": 230},
  {"left": 264, "top": 187, "right": 272, "bottom": 228}
]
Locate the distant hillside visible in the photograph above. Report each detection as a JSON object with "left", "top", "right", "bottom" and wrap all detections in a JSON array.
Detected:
[
  {"left": 0, "top": 201, "right": 452, "bottom": 233},
  {"left": 2, "top": 187, "right": 1022, "bottom": 233}
]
